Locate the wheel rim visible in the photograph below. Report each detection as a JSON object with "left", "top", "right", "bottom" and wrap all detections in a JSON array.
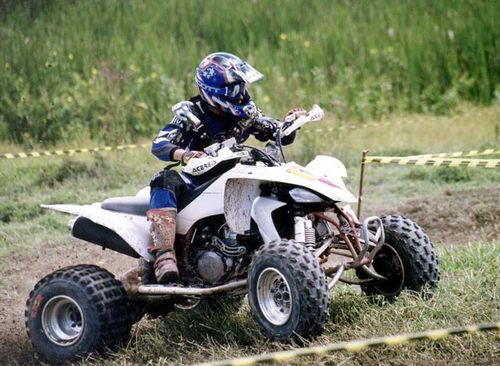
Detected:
[
  {"left": 41, "top": 295, "right": 84, "bottom": 347},
  {"left": 256, "top": 268, "right": 292, "bottom": 326},
  {"left": 373, "top": 244, "right": 405, "bottom": 296}
]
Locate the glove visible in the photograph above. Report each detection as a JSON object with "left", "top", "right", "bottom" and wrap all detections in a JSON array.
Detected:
[
  {"left": 283, "top": 107, "right": 307, "bottom": 123},
  {"left": 254, "top": 117, "right": 277, "bottom": 138},
  {"left": 181, "top": 150, "right": 205, "bottom": 165}
]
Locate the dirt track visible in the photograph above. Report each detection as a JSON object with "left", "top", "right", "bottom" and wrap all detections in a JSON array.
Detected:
[{"left": 1, "top": 187, "right": 498, "bottom": 364}]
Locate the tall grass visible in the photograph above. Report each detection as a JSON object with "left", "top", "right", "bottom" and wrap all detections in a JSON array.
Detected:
[{"left": 0, "top": 0, "right": 499, "bottom": 145}]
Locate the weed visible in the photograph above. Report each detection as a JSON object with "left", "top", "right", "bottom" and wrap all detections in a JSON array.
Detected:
[
  {"left": 0, "top": 201, "right": 43, "bottom": 223},
  {"left": 405, "top": 168, "right": 430, "bottom": 181},
  {"left": 36, "top": 155, "right": 110, "bottom": 187},
  {"left": 431, "top": 167, "right": 472, "bottom": 183}
]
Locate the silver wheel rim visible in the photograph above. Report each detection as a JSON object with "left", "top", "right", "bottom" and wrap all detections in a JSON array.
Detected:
[
  {"left": 256, "top": 268, "right": 292, "bottom": 326},
  {"left": 41, "top": 295, "right": 84, "bottom": 347}
]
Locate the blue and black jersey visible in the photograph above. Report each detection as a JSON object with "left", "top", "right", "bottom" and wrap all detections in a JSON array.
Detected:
[{"left": 151, "top": 96, "right": 293, "bottom": 161}]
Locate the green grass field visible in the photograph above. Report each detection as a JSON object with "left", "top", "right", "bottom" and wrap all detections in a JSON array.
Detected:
[{"left": 1, "top": 0, "right": 499, "bottom": 145}]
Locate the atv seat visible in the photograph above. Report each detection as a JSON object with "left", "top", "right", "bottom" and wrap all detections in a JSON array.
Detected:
[
  {"left": 101, "top": 173, "right": 221, "bottom": 216},
  {"left": 101, "top": 196, "right": 150, "bottom": 216}
]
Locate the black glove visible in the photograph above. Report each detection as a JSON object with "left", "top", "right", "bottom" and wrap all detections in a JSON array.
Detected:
[{"left": 253, "top": 117, "right": 278, "bottom": 141}]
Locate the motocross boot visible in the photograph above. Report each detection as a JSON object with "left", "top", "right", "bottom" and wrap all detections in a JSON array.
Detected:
[{"left": 146, "top": 208, "right": 179, "bottom": 284}]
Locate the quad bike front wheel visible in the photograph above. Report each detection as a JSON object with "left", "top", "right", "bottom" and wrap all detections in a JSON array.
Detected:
[
  {"left": 358, "top": 215, "right": 440, "bottom": 300},
  {"left": 25, "top": 265, "right": 132, "bottom": 363},
  {"left": 248, "top": 240, "right": 330, "bottom": 341}
]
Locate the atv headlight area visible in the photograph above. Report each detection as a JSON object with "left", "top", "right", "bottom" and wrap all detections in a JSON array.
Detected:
[{"left": 289, "top": 188, "right": 323, "bottom": 203}]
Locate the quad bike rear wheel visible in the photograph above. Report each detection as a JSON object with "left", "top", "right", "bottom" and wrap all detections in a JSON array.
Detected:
[
  {"left": 25, "top": 265, "right": 132, "bottom": 363},
  {"left": 248, "top": 240, "right": 330, "bottom": 341},
  {"left": 358, "top": 215, "right": 440, "bottom": 300}
]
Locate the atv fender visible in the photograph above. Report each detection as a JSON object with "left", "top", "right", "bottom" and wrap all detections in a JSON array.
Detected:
[
  {"left": 224, "top": 178, "right": 261, "bottom": 234},
  {"left": 250, "top": 197, "right": 286, "bottom": 244},
  {"left": 41, "top": 203, "right": 153, "bottom": 260}
]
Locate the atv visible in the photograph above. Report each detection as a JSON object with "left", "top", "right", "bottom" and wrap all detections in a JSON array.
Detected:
[{"left": 25, "top": 105, "right": 440, "bottom": 362}]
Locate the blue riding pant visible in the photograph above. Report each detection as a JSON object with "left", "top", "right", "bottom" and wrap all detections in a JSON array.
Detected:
[{"left": 149, "top": 170, "right": 197, "bottom": 210}]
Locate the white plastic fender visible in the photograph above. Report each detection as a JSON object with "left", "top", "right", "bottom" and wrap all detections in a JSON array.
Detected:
[
  {"left": 224, "top": 161, "right": 357, "bottom": 203},
  {"left": 250, "top": 197, "right": 286, "bottom": 244},
  {"left": 305, "top": 155, "right": 352, "bottom": 195},
  {"left": 306, "top": 155, "right": 347, "bottom": 178},
  {"left": 224, "top": 178, "right": 262, "bottom": 234},
  {"left": 136, "top": 186, "right": 151, "bottom": 197},
  {"left": 176, "top": 174, "right": 227, "bottom": 235},
  {"left": 41, "top": 203, "right": 153, "bottom": 261}
]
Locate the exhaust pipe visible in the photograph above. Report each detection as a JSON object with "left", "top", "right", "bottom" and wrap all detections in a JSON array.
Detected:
[{"left": 137, "top": 279, "right": 247, "bottom": 297}]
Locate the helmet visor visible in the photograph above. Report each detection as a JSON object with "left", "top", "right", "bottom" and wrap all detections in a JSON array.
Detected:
[{"left": 232, "top": 62, "right": 263, "bottom": 84}]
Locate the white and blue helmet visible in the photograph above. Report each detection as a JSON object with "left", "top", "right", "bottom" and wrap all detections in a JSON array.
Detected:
[{"left": 195, "top": 52, "right": 263, "bottom": 119}]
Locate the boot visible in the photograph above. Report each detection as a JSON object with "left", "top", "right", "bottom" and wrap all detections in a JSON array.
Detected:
[{"left": 146, "top": 208, "right": 179, "bottom": 284}]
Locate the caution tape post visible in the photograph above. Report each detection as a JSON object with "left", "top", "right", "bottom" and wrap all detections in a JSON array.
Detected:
[{"left": 364, "top": 156, "right": 500, "bottom": 169}]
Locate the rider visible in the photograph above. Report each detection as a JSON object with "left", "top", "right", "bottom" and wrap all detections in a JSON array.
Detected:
[{"left": 148, "top": 52, "right": 306, "bottom": 284}]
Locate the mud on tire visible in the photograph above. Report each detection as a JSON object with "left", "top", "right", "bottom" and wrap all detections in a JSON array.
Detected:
[
  {"left": 248, "top": 240, "right": 330, "bottom": 341},
  {"left": 25, "top": 264, "right": 132, "bottom": 363},
  {"left": 359, "top": 215, "right": 440, "bottom": 299}
]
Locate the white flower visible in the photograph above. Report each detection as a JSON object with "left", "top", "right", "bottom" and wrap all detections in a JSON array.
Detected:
[{"left": 447, "top": 30, "right": 455, "bottom": 42}]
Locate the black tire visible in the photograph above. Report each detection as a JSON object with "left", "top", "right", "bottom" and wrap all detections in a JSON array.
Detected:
[
  {"left": 248, "top": 240, "right": 329, "bottom": 341},
  {"left": 359, "top": 215, "right": 440, "bottom": 299},
  {"left": 25, "top": 265, "right": 132, "bottom": 363}
]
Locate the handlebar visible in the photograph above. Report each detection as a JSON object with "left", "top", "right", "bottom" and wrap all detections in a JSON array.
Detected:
[{"left": 198, "top": 105, "right": 324, "bottom": 166}]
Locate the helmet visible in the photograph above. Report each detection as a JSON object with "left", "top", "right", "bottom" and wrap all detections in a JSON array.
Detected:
[{"left": 195, "top": 52, "right": 263, "bottom": 119}]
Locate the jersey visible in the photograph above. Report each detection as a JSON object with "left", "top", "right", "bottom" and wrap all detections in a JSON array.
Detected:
[{"left": 151, "top": 96, "right": 293, "bottom": 161}]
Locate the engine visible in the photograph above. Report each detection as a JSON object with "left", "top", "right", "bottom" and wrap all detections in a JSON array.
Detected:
[{"left": 195, "top": 225, "right": 247, "bottom": 284}]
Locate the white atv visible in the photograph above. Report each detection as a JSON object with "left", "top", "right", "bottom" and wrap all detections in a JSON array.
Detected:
[{"left": 25, "top": 105, "right": 440, "bottom": 363}]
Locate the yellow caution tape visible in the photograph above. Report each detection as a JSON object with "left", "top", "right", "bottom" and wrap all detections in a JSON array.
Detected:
[
  {"left": 197, "top": 322, "right": 499, "bottom": 366},
  {"left": 407, "top": 148, "right": 500, "bottom": 159},
  {"left": 0, "top": 144, "right": 148, "bottom": 159},
  {"left": 364, "top": 156, "right": 500, "bottom": 169},
  {"left": 0, "top": 121, "right": 391, "bottom": 159}
]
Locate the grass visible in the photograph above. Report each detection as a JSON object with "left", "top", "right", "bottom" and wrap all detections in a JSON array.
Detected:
[
  {"left": 0, "top": 106, "right": 498, "bottom": 364},
  {"left": 79, "top": 241, "right": 499, "bottom": 366},
  {"left": 0, "top": 0, "right": 499, "bottom": 145}
]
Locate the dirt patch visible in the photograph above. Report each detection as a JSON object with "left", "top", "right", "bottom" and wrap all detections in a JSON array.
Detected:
[{"left": 386, "top": 187, "right": 499, "bottom": 245}]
